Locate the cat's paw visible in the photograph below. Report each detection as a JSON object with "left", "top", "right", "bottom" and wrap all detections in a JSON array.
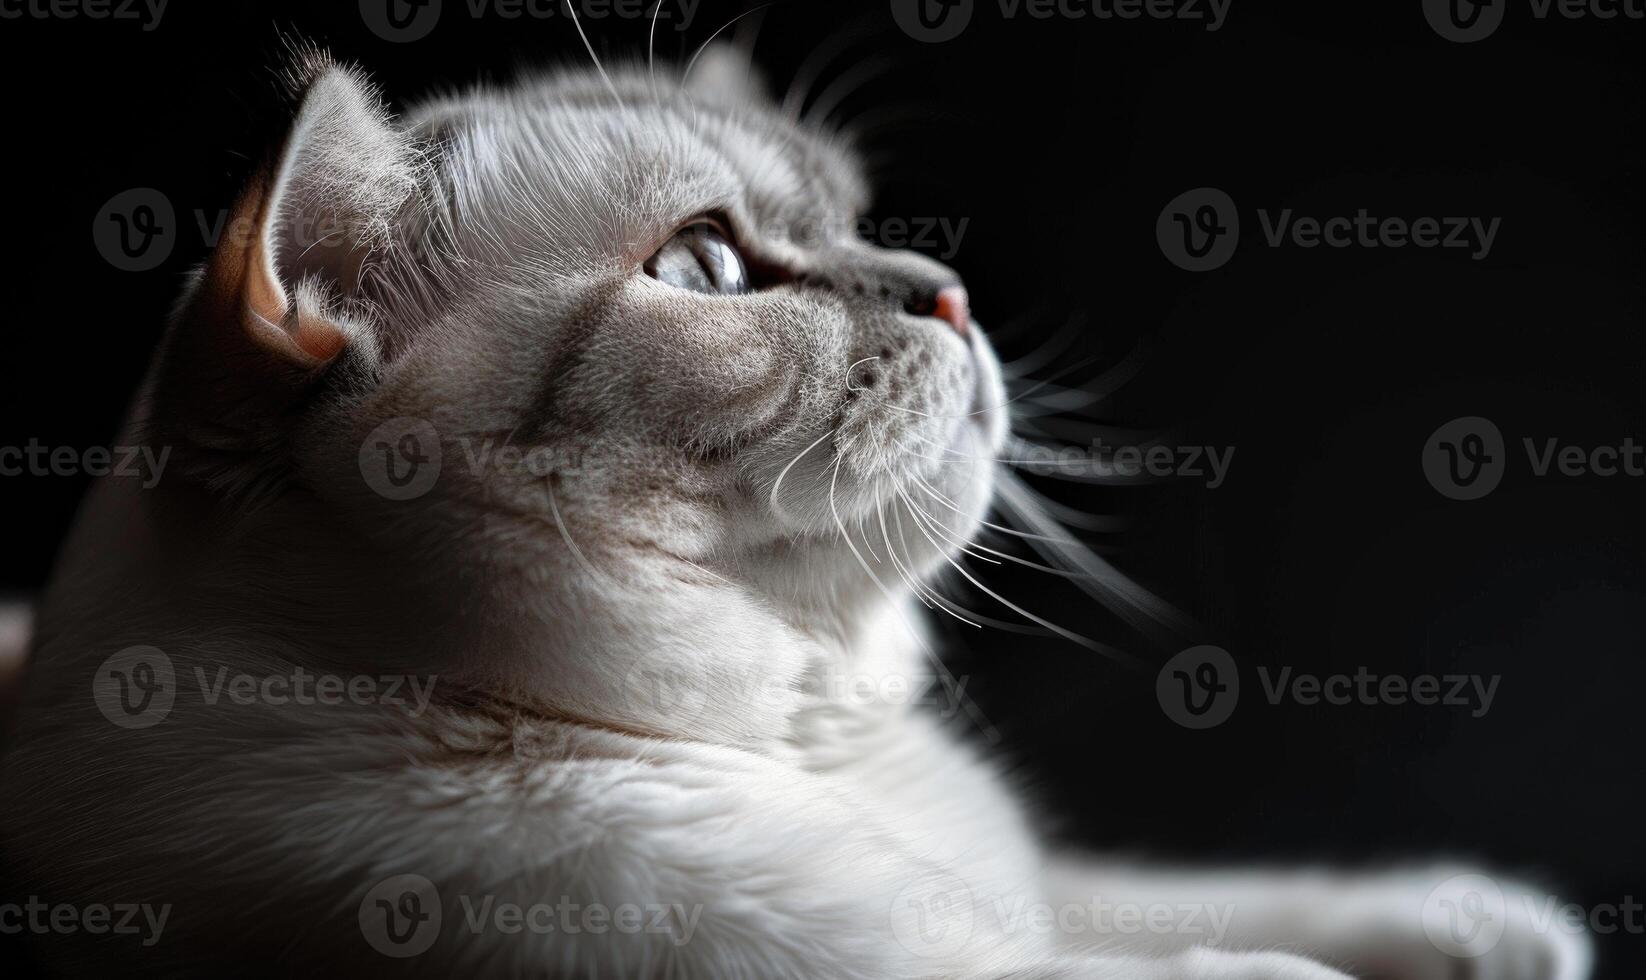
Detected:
[{"left": 1337, "top": 870, "right": 1593, "bottom": 980}]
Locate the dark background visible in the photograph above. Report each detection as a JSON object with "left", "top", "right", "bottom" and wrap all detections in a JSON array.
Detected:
[{"left": 1, "top": 0, "right": 1642, "bottom": 975}]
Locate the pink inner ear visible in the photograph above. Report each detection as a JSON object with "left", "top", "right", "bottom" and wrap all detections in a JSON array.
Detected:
[{"left": 293, "top": 314, "right": 347, "bottom": 362}]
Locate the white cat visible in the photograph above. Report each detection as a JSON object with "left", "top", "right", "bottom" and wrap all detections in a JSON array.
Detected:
[{"left": 0, "top": 46, "right": 1590, "bottom": 978}]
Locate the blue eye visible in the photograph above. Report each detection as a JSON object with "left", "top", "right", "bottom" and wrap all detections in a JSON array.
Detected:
[{"left": 645, "top": 222, "right": 749, "bottom": 295}]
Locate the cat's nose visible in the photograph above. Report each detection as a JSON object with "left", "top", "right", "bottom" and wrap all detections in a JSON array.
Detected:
[{"left": 905, "top": 284, "right": 970, "bottom": 338}]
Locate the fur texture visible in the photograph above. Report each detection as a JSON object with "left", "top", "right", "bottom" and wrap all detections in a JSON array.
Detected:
[{"left": 0, "top": 49, "right": 1589, "bottom": 979}]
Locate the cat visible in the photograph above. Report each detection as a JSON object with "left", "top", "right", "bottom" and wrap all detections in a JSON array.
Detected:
[{"left": 0, "top": 43, "right": 1591, "bottom": 978}]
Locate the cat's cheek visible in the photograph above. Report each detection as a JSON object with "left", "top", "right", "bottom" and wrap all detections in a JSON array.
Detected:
[{"left": 610, "top": 283, "right": 845, "bottom": 446}]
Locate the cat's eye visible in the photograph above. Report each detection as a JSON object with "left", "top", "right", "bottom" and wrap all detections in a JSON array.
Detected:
[{"left": 644, "top": 222, "right": 749, "bottom": 295}]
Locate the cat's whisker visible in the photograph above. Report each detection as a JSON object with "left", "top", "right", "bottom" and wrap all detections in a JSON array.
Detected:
[
  {"left": 769, "top": 427, "right": 837, "bottom": 527},
  {"left": 874, "top": 494, "right": 953, "bottom": 619},
  {"left": 546, "top": 473, "right": 602, "bottom": 581},
  {"left": 990, "top": 436, "right": 1163, "bottom": 487},
  {"left": 998, "top": 314, "right": 1087, "bottom": 377},
  {"left": 994, "top": 470, "right": 1198, "bottom": 643},
  {"left": 900, "top": 437, "right": 1143, "bottom": 475},
  {"left": 646, "top": 0, "right": 666, "bottom": 101},
  {"left": 683, "top": 5, "right": 775, "bottom": 89},
  {"left": 893, "top": 482, "right": 999, "bottom": 567},
  {"left": 563, "top": 1, "right": 624, "bottom": 104},
  {"left": 836, "top": 104, "right": 958, "bottom": 150},
  {"left": 904, "top": 469, "right": 1105, "bottom": 543},
  {"left": 779, "top": 16, "right": 880, "bottom": 120},
  {"left": 851, "top": 354, "right": 1100, "bottom": 422},
  {"left": 900, "top": 488, "right": 1111, "bottom": 582},
  {"left": 828, "top": 457, "right": 998, "bottom": 739},
  {"left": 890, "top": 481, "right": 1137, "bottom": 664},
  {"left": 802, "top": 58, "right": 898, "bottom": 130},
  {"left": 991, "top": 482, "right": 1128, "bottom": 533}
]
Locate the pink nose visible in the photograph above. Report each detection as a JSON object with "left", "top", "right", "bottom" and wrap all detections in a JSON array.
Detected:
[{"left": 932, "top": 285, "right": 970, "bottom": 337}]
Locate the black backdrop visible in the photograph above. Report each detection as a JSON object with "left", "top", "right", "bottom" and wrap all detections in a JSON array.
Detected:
[{"left": 1, "top": 0, "right": 1642, "bottom": 975}]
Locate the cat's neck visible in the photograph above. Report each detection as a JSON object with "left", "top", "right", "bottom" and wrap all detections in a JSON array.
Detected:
[{"left": 44, "top": 473, "right": 931, "bottom": 753}]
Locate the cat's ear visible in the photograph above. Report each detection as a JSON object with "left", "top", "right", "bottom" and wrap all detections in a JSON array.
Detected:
[
  {"left": 187, "top": 56, "right": 422, "bottom": 376},
  {"left": 685, "top": 43, "right": 769, "bottom": 106},
  {"left": 150, "top": 56, "right": 424, "bottom": 494}
]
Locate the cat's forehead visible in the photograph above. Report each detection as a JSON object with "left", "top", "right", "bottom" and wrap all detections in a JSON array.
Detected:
[{"left": 407, "top": 69, "right": 868, "bottom": 272}]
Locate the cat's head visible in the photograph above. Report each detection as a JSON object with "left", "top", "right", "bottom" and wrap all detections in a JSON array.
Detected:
[{"left": 149, "top": 48, "right": 1006, "bottom": 687}]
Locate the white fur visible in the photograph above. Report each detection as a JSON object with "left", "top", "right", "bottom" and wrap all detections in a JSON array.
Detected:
[{"left": 0, "top": 51, "right": 1589, "bottom": 978}]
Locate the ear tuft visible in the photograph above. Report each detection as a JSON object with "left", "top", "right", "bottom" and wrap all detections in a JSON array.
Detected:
[
  {"left": 150, "top": 54, "right": 426, "bottom": 500},
  {"left": 187, "top": 54, "right": 425, "bottom": 375},
  {"left": 262, "top": 62, "right": 425, "bottom": 317}
]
